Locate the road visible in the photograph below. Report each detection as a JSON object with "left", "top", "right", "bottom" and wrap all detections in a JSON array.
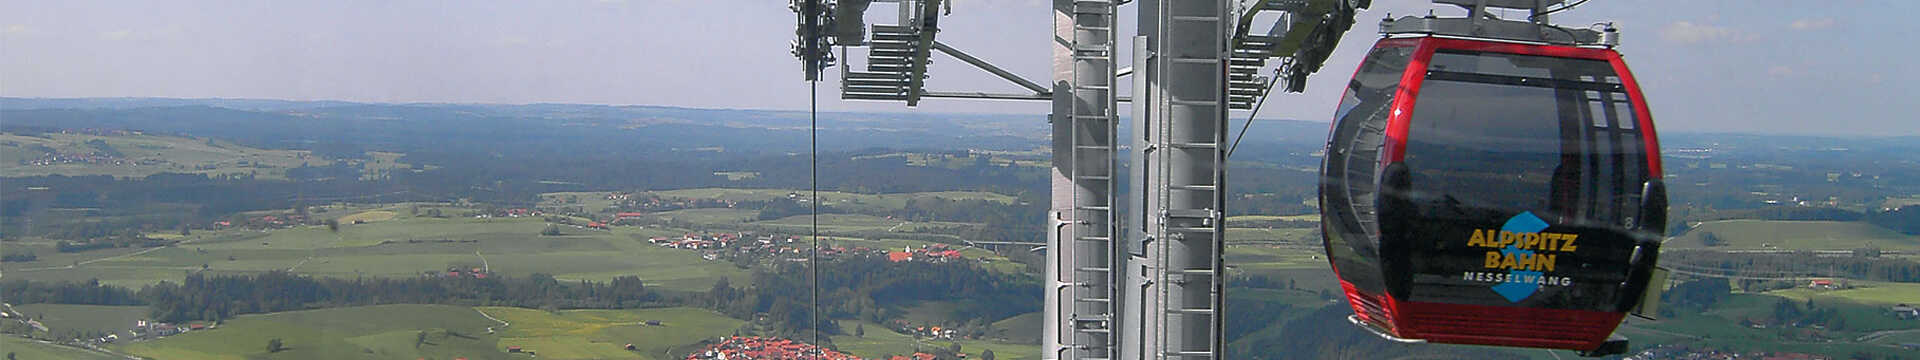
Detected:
[
  {"left": 474, "top": 308, "right": 510, "bottom": 334},
  {"left": 286, "top": 256, "right": 313, "bottom": 271},
  {"left": 1857, "top": 328, "right": 1920, "bottom": 343},
  {"left": 8, "top": 237, "right": 191, "bottom": 274}
]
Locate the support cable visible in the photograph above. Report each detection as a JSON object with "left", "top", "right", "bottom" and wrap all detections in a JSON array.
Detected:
[
  {"left": 1226, "top": 69, "right": 1284, "bottom": 159},
  {"left": 809, "top": 63, "right": 822, "bottom": 360}
]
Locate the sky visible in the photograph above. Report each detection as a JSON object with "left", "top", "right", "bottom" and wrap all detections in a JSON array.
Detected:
[{"left": 2, "top": 0, "right": 1914, "bottom": 135}]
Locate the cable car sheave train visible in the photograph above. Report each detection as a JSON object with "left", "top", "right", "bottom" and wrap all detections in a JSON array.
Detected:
[{"left": 1318, "top": 0, "right": 1667, "bottom": 356}]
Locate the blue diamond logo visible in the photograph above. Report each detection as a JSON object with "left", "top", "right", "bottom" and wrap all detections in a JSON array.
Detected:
[{"left": 1491, "top": 212, "right": 1550, "bottom": 303}]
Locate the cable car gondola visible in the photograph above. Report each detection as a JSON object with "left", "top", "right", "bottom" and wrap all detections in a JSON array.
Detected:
[{"left": 1318, "top": 1, "right": 1665, "bottom": 356}]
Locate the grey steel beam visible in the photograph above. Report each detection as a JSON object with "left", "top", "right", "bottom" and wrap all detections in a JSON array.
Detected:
[
  {"left": 932, "top": 41, "right": 1052, "bottom": 95},
  {"left": 1120, "top": 33, "right": 1152, "bottom": 360},
  {"left": 913, "top": 91, "right": 1136, "bottom": 103},
  {"left": 921, "top": 91, "right": 1052, "bottom": 100}
]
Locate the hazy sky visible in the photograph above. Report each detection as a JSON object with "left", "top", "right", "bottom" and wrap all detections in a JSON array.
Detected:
[{"left": 2, "top": 0, "right": 1913, "bottom": 135}]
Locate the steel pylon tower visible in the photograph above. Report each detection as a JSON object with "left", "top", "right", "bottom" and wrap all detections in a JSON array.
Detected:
[
  {"left": 1046, "top": 0, "right": 1121, "bottom": 358},
  {"left": 1125, "top": 0, "right": 1232, "bottom": 356},
  {"left": 789, "top": 1, "right": 1367, "bottom": 359}
]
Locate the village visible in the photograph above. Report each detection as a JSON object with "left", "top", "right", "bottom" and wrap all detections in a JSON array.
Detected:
[
  {"left": 17, "top": 150, "right": 149, "bottom": 167},
  {"left": 1625, "top": 345, "right": 1863, "bottom": 360},
  {"left": 647, "top": 231, "right": 973, "bottom": 265},
  {"left": 684, "top": 336, "right": 947, "bottom": 360}
]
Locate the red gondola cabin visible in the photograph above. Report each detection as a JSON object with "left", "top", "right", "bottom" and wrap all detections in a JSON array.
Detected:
[{"left": 1318, "top": 2, "right": 1667, "bottom": 356}]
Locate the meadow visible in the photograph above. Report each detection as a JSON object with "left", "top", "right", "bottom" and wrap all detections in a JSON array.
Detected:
[
  {"left": 0, "top": 132, "right": 411, "bottom": 180},
  {"left": 6, "top": 187, "right": 1051, "bottom": 358},
  {"left": 1765, "top": 281, "right": 1920, "bottom": 305},
  {"left": 2, "top": 336, "right": 125, "bottom": 360},
  {"left": 643, "top": 188, "right": 1015, "bottom": 212},
  {"left": 4, "top": 209, "right": 749, "bottom": 292},
  {"left": 1616, "top": 292, "right": 1919, "bottom": 358},
  {"left": 830, "top": 320, "right": 1038, "bottom": 360},
  {"left": 1665, "top": 220, "right": 1920, "bottom": 250},
  {"left": 9, "top": 304, "right": 148, "bottom": 335},
  {"left": 117, "top": 304, "right": 507, "bottom": 360},
  {"left": 479, "top": 306, "right": 743, "bottom": 360}
]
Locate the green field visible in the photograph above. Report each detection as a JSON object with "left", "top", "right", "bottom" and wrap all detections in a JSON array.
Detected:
[
  {"left": 5, "top": 214, "right": 748, "bottom": 292},
  {"left": 987, "top": 312, "right": 1042, "bottom": 342},
  {"left": 96, "top": 305, "right": 748, "bottom": 360},
  {"left": 481, "top": 306, "right": 743, "bottom": 360},
  {"left": 119, "top": 304, "right": 508, "bottom": 360},
  {"left": 4, "top": 187, "right": 1051, "bottom": 360},
  {"left": 755, "top": 214, "right": 939, "bottom": 232},
  {"left": 849, "top": 152, "right": 1047, "bottom": 169},
  {"left": 644, "top": 208, "right": 761, "bottom": 225},
  {"left": 1225, "top": 214, "right": 1319, "bottom": 222},
  {"left": 2, "top": 336, "right": 125, "bottom": 360},
  {"left": 641, "top": 188, "right": 1015, "bottom": 214},
  {"left": 1667, "top": 220, "right": 1920, "bottom": 250},
  {"left": 539, "top": 192, "right": 626, "bottom": 214},
  {"left": 830, "top": 320, "right": 1038, "bottom": 360},
  {"left": 10, "top": 304, "right": 148, "bottom": 335},
  {"left": 5, "top": 186, "right": 1035, "bottom": 292},
  {"left": 1766, "top": 281, "right": 1920, "bottom": 305},
  {"left": 335, "top": 210, "right": 398, "bottom": 224},
  {"left": 1619, "top": 293, "right": 1920, "bottom": 358},
  {"left": 0, "top": 132, "right": 410, "bottom": 180},
  {"left": 1224, "top": 227, "right": 1317, "bottom": 244},
  {"left": 1224, "top": 244, "right": 1326, "bottom": 274}
]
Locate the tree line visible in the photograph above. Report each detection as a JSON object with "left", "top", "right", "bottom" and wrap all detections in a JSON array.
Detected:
[
  {"left": 704, "top": 258, "right": 1042, "bottom": 340},
  {"left": 4, "top": 257, "right": 1037, "bottom": 340},
  {"left": 2, "top": 271, "right": 657, "bottom": 323},
  {"left": 1662, "top": 250, "right": 1920, "bottom": 283}
]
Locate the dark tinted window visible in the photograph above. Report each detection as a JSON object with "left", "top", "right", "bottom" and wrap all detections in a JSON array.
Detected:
[{"left": 1404, "top": 51, "right": 1647, "bottom": 226}]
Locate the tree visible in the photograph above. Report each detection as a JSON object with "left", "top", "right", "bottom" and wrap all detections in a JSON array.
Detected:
[
  {"left": 325, "top": 219, "right": 341, "bottom": 232},
  {"left": 1700, "top": 232, "right": 1723, "bottom": 247},
  {"left": 981, "top": 349, "right": 995, "bottom": 360},
  {"left": 542, "top": 224, "right": 563, "bottom": 236},
  {"left": 856, "top": 323, "right": 866, "bottom": 337},
  {"left": 267, "top": 338, "right": 285, "bottom": 353},
  {"left": 416, "top": 331, "right": 428, "bottom": 348}
]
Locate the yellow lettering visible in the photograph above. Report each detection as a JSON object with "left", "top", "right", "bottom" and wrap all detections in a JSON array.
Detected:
[
  {"left": 1537, "top": 254, "right": 1556, "bottom": 272},
  {"left": 1522, "top": 233, "right": 1541, "bottom": 250},
  {"left": 1543, "top": 233, "right": 1561, "bottom": 251},
  {"left": 1468, "top": 229, "right": 1488, "bottom": 247},
  {"left": 1500, "top": 252, "right": 1519, "bottom": 269},
  {"left": 1485, "top": 251, "right": 1502, "bottom": 268},
  {"left": 1560, "top": 234, "right": 1578, "bottom": 252},
  {"left": 1498, "top": 231, "right": 1515, "bottom": 247}
]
